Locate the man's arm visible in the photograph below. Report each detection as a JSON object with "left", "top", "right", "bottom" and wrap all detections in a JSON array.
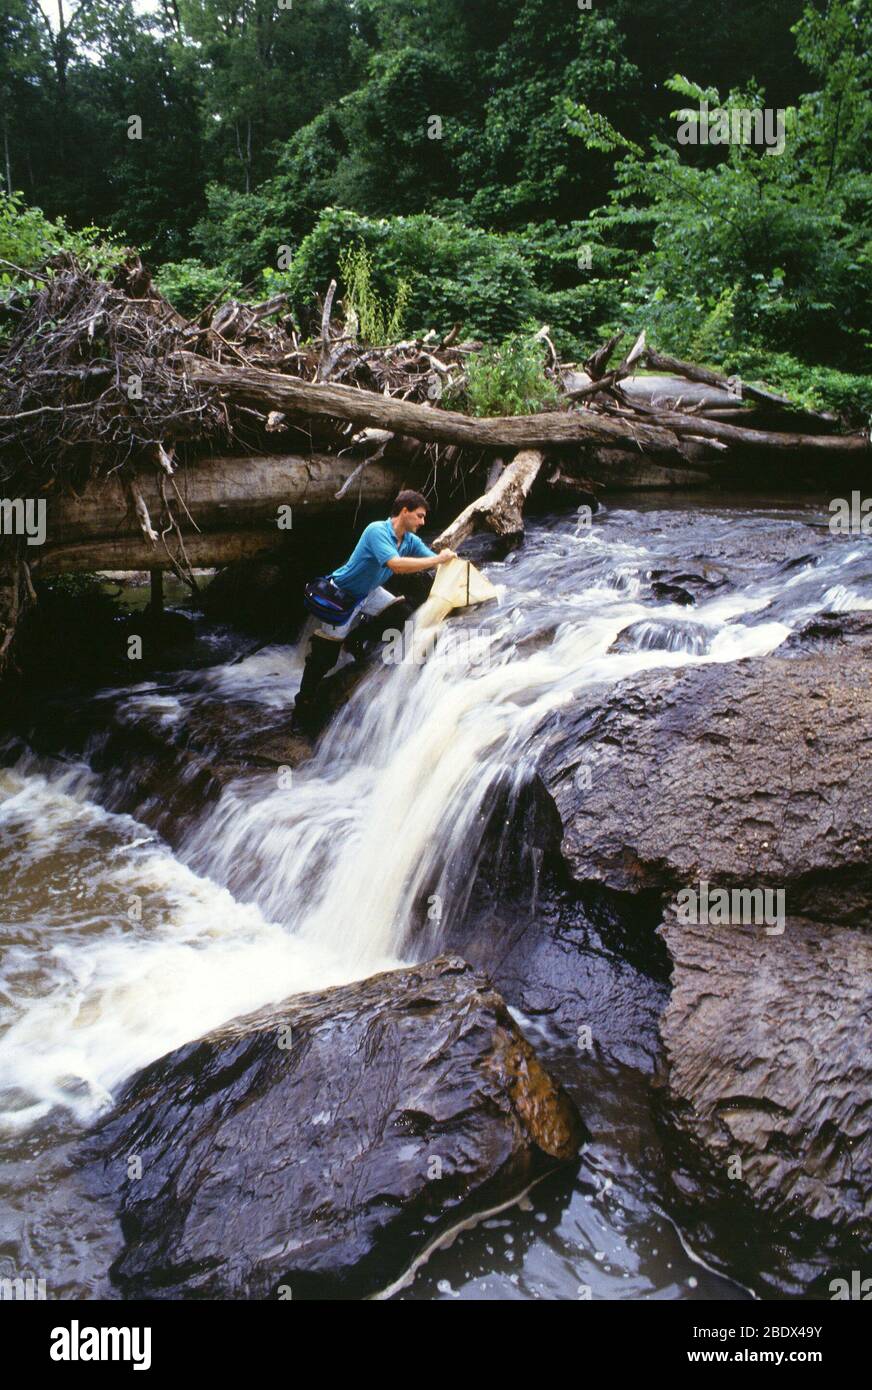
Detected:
[{"left": 387, "top": 548, "right": 455, "bottom": 574}]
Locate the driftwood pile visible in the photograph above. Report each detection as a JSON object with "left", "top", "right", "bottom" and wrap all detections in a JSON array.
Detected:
[
  {"left": 0, "top": 254, "right": 224, "bottom": 476},
  {"left": 0, "top": 256, "right": 474, "bottom": 483},
  {"left": 2, "top": 253, "right": 866, "bottom": 498},
  {"left": 0, "top": 252, "right": 868, "bottom": 676}
]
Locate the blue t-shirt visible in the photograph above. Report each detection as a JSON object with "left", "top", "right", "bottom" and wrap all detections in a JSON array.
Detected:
[{"left": 329, "top": 519, "right": 435, "bottom": 601}]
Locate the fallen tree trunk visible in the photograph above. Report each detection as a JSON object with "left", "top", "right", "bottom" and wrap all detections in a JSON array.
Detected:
[
  {"left": 642, "top": 348, "right": 837, "bottom": 424},
  {"left": 179, "top": 353, "right": 868, "bottom": 461},
  {"left": 177, "top": 353, "right": 687, "bottom": 460},
  {"left": 433, "top": 450, "right": 545, "bottom": 550},
  {"left": 548, "top": 445, "right": 716, "bottom": 493},
  {"left": 31, "top": 451, "right": 436, "bottom": 574},
  {"left": 34, "top": 529, "right": 295, "bottom": 574},
  {"left": 632, "top": 408, "right": 869, "bottom": 456}
]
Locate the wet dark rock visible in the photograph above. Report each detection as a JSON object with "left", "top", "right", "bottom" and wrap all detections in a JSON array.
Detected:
[
  {"left": 639, "top": 510, "right": 835, "bottom": 570},
  {"left": 191, "top": 664, "right": 366, "bottom": 771},
  {"left": 539, "top": 620, "right": 872, "bottom": 1240},
  {"left": 201, "top": 555, "right": 306, "bottom": 637},
  {"left": 609, "top": 618, "right": 711, "bottom": 656},
  {"left": 240, "top": 723, "right": 314, "bottom": 769},
  {"left": 435, "top": 778, "right": 668, "bottom": 1073},
  {"left": 84, "top": 956, "right": 584, "bottom": 1300},
  {"left": 648, "top": 568, "right": 724, "bottom": 590},
  {"left": 650, "top": 581, "right": 694, "bottom": 606},
  {"left": 541, "top": 630, "right": 872, "bottom": 920},
  {"left": 648, "top": 566, "right": 727, "bottom": 604},
  {"left": 445, "top": 868, "right": 668, "bottom": 1075},
  {"left": 87, "top": 717, "right": 224, "bottom": 834},
  {"left": 658, "top": 906, "right": 872, "bottom": 1245},
  {"left": 778, "top": 550, "right": 822, "bottom": 573},
  {"left": 120, "top": 609, "right": 196, "bottom": 648},
  {"left": 783, "top": 607, "right": 872, "bottom": 653},
  {"left": 600, "top": 554, "right": 731, "bottom": 609},
  {"left": 13, "top": 690, "right": 228, "bottom": 839}
]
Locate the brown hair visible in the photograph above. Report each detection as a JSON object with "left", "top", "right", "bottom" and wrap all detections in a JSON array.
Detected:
[{"left": 391, "top": 490, "right": 429, "bottom": 516}]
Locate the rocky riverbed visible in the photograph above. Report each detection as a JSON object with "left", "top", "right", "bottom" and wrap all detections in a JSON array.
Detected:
[
  {"left": 539, "top": 605, "right": 872, "bottom": 1264},
  {"left": 1, "top": 494, "right": 869, "bottom": 1300}
]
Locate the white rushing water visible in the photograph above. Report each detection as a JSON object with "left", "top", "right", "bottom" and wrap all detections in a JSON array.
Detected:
[
  {"left": 0, "top": 762, "right": 360, "bottom": 1129},
  {"left": 1, "top": 504, "right": 870, "bottom": 1133}
]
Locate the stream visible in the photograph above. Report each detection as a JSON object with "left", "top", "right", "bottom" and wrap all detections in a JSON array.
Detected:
[{"left": 1, "top": 494, "right": 869, "bottom": 1300}]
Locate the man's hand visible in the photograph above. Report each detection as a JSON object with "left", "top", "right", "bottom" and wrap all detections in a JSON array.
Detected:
[{"left": 435, "top": 548, "right": 457, "bottom": 565}]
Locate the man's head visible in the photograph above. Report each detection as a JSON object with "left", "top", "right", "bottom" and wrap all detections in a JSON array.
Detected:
[{"left": 391, "top": 490, "right": 429, "bottom": 534}]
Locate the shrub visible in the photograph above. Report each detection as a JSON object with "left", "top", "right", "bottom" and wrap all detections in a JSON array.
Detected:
[
  {"left": 154, "top": 258, "right": 241, "bottom": 319},
  {"left": 337, "top": 243, "right": 410, "bottom": 344},
  {"left": 191, "top": 182, "right": 286, "bottom": 286},
  {"left": 0, "top": 192, "right": 121, "bottom": 291},
  {"left": 280, "top": 208, "right": 540, "bottom": 341},
  {"left": 720, "top": 349, "right": 872, "bottom": 426},
  {"left": 460, "top": 333, "right": 559, "bottom": 417}
]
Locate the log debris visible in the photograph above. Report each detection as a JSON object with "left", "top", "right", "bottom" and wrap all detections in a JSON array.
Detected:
[
  {"left": 1, "top": 254, "right": 869, "bottom": 677},
  {"left": 433, "top": 450, "right": 545, "bottom": 550},
  {"left": 176, "top": 353, "right": 686, "bottom": 458},
  {"left": 642, "top": 347, "right": 837, "bottom": 423},
  {"left": 179, "top": 352, "right": 869, "bottom": 461}
]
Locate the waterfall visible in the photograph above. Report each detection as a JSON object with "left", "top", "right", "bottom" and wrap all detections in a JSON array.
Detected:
[{"left": 1, "top": 505, "right": 869, "bottom": 1129}]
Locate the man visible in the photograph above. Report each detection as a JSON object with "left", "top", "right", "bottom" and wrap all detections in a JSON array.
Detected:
[{"left": 292, "top": 490, "right": 456, "bottom": 732}]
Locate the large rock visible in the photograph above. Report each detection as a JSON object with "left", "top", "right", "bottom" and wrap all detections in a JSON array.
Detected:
[
  {"left": 658, "top": 908, "right": 872, "bottom": 1244},
  {"left": 541, "top": 613, "right": 872, "bottom": 922},
  {"left": 84, "top": 956, "right": 583, "bottom": 1300},
  {"left": 538, "top": 613, "right": 872, "bottom": 1239}
]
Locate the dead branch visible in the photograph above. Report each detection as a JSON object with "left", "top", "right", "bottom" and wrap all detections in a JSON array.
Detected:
[
  {"left": 642, "top": 347, "right": 836, "bottom": 424},
  {"left": 433, "top": 449, "right": 546, "bottom": 550}
]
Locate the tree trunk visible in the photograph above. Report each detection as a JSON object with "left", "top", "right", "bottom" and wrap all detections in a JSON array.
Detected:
[
  {"left": 32, "top": 450, "right": 439, "bottom": 574},
  {"left": 433, "top": 450, "right": 545, "bottom": 550},
  {"left": 177, "top": 354, "right": 868, "bottom": 461},
  {"left": 637, "top": 408, "right": 868, "bottom": 455},
  {"left": 642, "top": 348, "right": 836, "bottom": 423},
  {"left": 177, "top": 354, "right": 687, "bottom": 459}
]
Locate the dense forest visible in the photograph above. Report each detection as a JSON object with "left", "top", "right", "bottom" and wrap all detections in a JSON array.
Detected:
[{"left": 1, "top": 0, "right": 869, "bottom": 416}]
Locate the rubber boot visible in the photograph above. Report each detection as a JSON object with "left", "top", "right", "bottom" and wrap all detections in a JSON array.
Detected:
[{"left": 292, "top": 634, "right": 342, "bottom": 733}]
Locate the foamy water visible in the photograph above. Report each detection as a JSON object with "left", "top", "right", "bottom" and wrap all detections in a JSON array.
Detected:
[
  {"left": 1, "top": 504, "right": 869, "bottom": 1136},
  {"left": 0, "top": 763, "right": 366, "bottom": 1128}
]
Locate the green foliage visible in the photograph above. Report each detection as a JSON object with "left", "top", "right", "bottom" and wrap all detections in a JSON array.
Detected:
[
  {"left": 719, "top": 349, "right": 871, "bottom": 425},
  {"left": 337, "top": 243, "right": 410, "bottom": 344},
  {"left": 519, "top": 220, "right": 628, "bottom": 356},
  {"left": 280, "top": 207, "right": 542, "bottom": 343},
  {"left": 0, "top": 192, "right": 121, "bottom": 304},
  {"left": 564, "top": 5, "right": 872, "bottom": 373},
  {"left": 563, "top": 102, "right": 641, "bottom": 157},
  {"left": 460, "top": 333, "right": 558, "bottom": 418},
  {"left": 792, "top": 0, "right": 871, "bottom": 191},
  {"left": 154, "top": 258, "right": 241, "bottom": 319},
  {"left": 191, "top": 182, "right": 287, "bottom": 286},
  {"left": 36, "top": 572, "right": 117, "bottom": 608},
  {"left": 29, "top": 572, "right": 120, "bottom": 643}
]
